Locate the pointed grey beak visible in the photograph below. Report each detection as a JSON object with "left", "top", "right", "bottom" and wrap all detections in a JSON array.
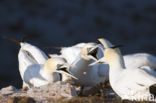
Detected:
[
  {"left": 56, "top": 64, "right": 78, "bottom": 80},
  {"left": 89, "top": 58, "right": 106, "bottom": 66}
]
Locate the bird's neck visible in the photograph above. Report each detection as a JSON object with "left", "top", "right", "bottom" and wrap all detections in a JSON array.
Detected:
[
  {"left": 108, "top": 53, "right": 126, "bottom": 86},
  {"left": 72, "top": 56, "right": 92, "bottom": 72},
  {"left": 41, "top": 67, "right": 60, "bottom": 82},
  {"left": 109, "top": 55, "right": 125, "bottom": 71}
]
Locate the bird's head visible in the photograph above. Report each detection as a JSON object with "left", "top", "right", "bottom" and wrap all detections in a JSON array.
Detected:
[
  {"left": 45, "top": 57, "right": 77, "bottom": 79},
  {"left": 81, "top": 43, "right": 99, "bottom": 61},
  {"left": 89, "top": 45, "right": 123, "bottom": 66},
  {"left": 95, "top": 38, "right": 113, "bottom": 49},
  {"left": 89, "top": 38, "right": 123, "bottom": 66}
]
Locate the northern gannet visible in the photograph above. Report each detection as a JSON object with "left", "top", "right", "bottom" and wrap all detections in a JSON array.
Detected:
[
  {"left": 60, "top": 43, "right": 109, "bottom": 87},
  {"left": 19, "top": 42, "right": 49, "bottom": 88},
  {"left": 19, "top": 49, "right": 75, "bottom": 88},
  {"left": 49, "top": 42, "right": 102, "bottom": 65},
  {"left": 18, "top": 44, "right": 76, "bottom": 88},
  {"left": 3, "top": 36, "right": 76, "bottom": 88},
  {"left": 91, "top": 46, "right": 156, "bottom": 101},
  {"left": 96, "top": 38, "right": 156, "bottom": 72}
]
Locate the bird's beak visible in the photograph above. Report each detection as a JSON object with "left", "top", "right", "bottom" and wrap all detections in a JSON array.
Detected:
[
  {"left": 88, "top": 46, "right": 99, "bottom": 61},
  {"left": 56, "top": 63, "right": 78, "bottom": 80},
  {"left": 89, "top": 57, "right": 106, "bottom": 66}
]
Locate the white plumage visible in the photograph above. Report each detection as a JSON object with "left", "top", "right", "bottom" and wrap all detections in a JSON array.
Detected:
[
  {"left": 97, "top": 38, "right": 156, "bottom": 71},
  {"left": 60, "top": 43, "right": 86, "bottom": 64},
  {"left": 18, "top": 42, "right": 74, "bottom": 88},
  {"left": 20, "top": 42, "right": 48, "bottom": 64},
  {"left": 124, "top": 53, "right": 156, "bottom": 71},
  {"left": 92, "top": 46, "right": 156, "bottom": 101},
  {"left": 19, "top": 42, "right": 49, "bottom": 88},
  {"left": 56, "top": 43, "right": 109, "bottom": 87}
]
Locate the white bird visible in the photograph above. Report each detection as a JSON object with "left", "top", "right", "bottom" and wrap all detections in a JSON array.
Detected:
[
  {"left": 59, "top": 43, "right": 109, "bottom": 87},
  {"left": 3, "top": 36, "right": 76, "bottom": 88},
  {"left": 91, "top": 45, "right": 156, "bottom": 101},
  {"left": 18, "top": 42, "right": 48, "bottom": 88},
  {"left": 19, "top": 48, "right": 75, "bottom": 88},
  {"left": 96, "top": 38, "right": 156, "bottom": 72},
  {"left": 59, "top": 43, "right": 86, "bottom": 64},
  {"left": 50, "top": 42, "right": 103, "bottom": 66}
]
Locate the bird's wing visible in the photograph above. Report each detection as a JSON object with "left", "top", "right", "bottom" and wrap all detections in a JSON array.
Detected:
[
  {"left": 18, "top": 48, "right": 47, "bottom": 87},
  {"left": 21, "top": 42, "right": 48, "bottom": 64},
  {"left": 23, "top": 64, "right": 47, "bottom": 87},
  {"left": 122, "top": 68, "right": 156, "bottom": 89},
  {"left": 18, "top": 49, "right": 36, "bottom": 79},
  {"left": 113, "top": 68, "right": 156, "bottom": 96},
  {"left": 124, "top": 53, "right": 156, "bottom": 70},
  {"left": 138, "top": 66, "right": 156, "bottom": 77},
  {"left": 60, "top": 43, "right": 86, "bottom": 64}
]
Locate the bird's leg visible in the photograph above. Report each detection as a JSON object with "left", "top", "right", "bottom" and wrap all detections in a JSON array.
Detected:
[
  {"left": 78, "top": 86, "right": 84, "bottom": 96},
  {"left": 22, "top": 82, "right": 29, "bottom": 91},
  {"left": 22, "top": 86, "right": 29, "bottom": 92},
  {"left": 99, "top": 82, "right": 104, "bottom": 97},
  {"left": 103, "top": 79, "right": 111, "bottom": 88}
]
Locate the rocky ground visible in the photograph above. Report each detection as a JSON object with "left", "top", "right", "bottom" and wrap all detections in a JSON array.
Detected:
[
  {"left": 0, "top": 81, "right": 155, "bottom": 103},
  {"left": 0, "top": 81, "right": 77, "bottom": 103}
]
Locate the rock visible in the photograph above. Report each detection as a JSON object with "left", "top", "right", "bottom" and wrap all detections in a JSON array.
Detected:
[
  {"left": 0, "top": 86, "right": 17, "bottom": 96},
  {"left": 82, "top": 83, "right": 116, "bottom": 98},
  {"left": 0, "top": 95, "right": 6, "bottom": 103},
  {"left": 6, "top": 96, "right": 36, "bottom": 103},
  {"left": 0, "top": 81, "right": 77, "bottom": 103},
  {"left": 27, "top": 81, "right": 78, "bottom": 102}
]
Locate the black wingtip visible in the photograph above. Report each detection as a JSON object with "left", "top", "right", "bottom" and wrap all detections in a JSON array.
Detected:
[
  {"left": 149, "top": 84, "right": 156, "bottom": 97},
  {"left": 110, "top": 45, "right": 123, "bottom": 49}
]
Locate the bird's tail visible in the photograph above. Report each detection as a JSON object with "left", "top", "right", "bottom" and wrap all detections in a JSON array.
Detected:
[
  {"left": 21, "top": 35, "right": 28, "bottom": 42},
  {"left": 1, "top": 36, "right": 20, "bottom": 45},
  {"left": 1, "top": 35, "right": 28, "bottom": 46}
]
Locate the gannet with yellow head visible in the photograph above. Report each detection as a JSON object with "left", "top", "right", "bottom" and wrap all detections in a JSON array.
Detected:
[
  {"left": 19, "top": 49, "right": 76, "bottom": 88},
  {"left": 60, "top": 43, "right": 108, "bottom": 87},
  {"left": 3, "top": 36, "right": 76, "bottom": 88},
  {"left": 94, "top": 38, "right": 156, "bottom": 75},
  {"left": 91, "top": 40, "right": 156, "bottom": 101}
]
